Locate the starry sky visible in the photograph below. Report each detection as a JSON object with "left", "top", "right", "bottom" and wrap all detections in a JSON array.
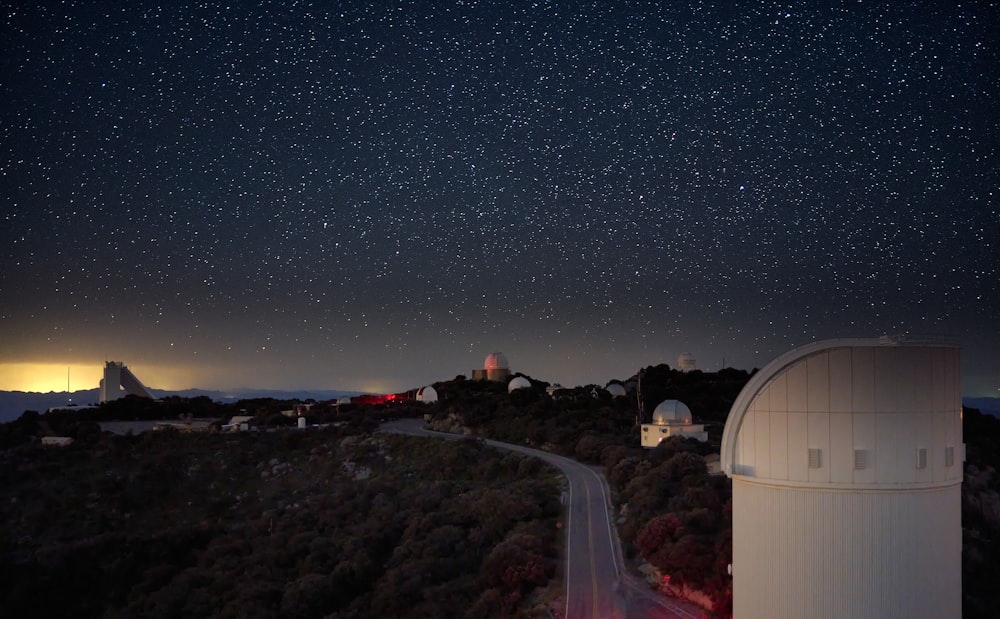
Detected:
[{"left": 1, "top": 1, "right": 997, "bottom": 396}]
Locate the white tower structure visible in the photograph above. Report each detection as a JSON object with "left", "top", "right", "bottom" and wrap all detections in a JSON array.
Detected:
[
  {"left": 720, "top": 337, "right": 962, "bottom": 619},
  {"left": 99, "top": 361, "right": 153, "bottom": 403}
]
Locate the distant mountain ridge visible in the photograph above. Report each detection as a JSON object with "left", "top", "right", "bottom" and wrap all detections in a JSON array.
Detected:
[
  {"left": 0, "top": 387, "right": 364, "bottom": 423},
  {"left": 3, "top": 390, "right": 997, "bottom": 425}
]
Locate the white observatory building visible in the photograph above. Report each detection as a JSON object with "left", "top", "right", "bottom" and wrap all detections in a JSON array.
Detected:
[
  {"left": 641, "top": 399, "right": 708, "bottom": 448},
  {"left": 721, "top": 337, "right": 962, "bottom": 619},
  {"left": 677, "top": 352, "right": 697, "bottom": 372},
  {"left": 99, "top": 361, "right": 153, "bottom": 403},
  {"left": 472, "top": 352, "right": 511, "bottom": 382}
]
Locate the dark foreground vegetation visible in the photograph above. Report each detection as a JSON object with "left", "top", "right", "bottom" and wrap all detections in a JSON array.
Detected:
[
  {"left": 3, "top": 365, "right": 998, "bottom": 619},
  {"left": 0, "top": 417, "right": 561, "bottom": 619}
]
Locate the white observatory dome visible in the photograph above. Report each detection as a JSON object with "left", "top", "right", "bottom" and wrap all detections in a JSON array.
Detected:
[
  {"left": 484, "top": 352, "right": 509, "bottom": 370},
  {"left": 416, "top": 385, "right": 438, "bottom": 403},
  {"left": 652, "top": 400, "right": 692, "bottom": 425},
  {"left": 508, "top": 376, "right": 531, "bottom": 393},
  {"left": 606, "top": 383, "right": 627, "bottom": 398}
]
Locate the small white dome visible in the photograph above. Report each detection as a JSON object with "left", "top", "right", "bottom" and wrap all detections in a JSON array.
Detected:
[
  {"left": 416, "top": 385, "right": 438, "bottom": 403},
  {"left": 508, "top": 376, "right": 532, "bottom": 392},
  {"left": 652, "top": 400, "right": 692, "bottom": 425},
  {"left": 606, "top": 383, "right": 627, "bottom": 397},
  {"left": 484, "top": 352, "right": 509, "bottom": 370}
]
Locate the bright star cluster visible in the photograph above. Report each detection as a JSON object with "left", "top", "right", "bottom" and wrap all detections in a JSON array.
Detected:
[{"left": 1, "top": 1, "right": 997, "bottom": 394}]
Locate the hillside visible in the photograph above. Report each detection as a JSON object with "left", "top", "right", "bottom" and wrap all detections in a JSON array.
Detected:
[{"left": 0, "top": 418, "right": 562, "bottom": 619}]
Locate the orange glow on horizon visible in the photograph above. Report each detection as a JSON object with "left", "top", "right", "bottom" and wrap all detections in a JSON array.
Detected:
[
  {"left": 0, "top": 363, "right": 102, "bottom": 393},
  {"left": 0, "top": 362, "right": 199, "bottom": 393}
]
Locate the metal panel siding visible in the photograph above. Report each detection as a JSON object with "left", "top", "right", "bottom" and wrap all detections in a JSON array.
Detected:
[
  {"left": 770, "top": 410, "right": 789, "bottom": 480},
  {"left": 828, "top": 347, "right": 853, "bottom": 412},
  {"left": 787, "top": 412, "right": 809, "bottom": 481},
  {"left": 829, "top": 413, "right": 853, "bottom": 483},
  {"left": 770, "top": 370, "right": 788, "bottom": 411},
  {"left": 807, "top": 353, "right": 830, "bottom": 413},
  {"left": 755, "top": 408, "right": 771, "bottom": 478},
  {"left": 853, "top": 413, "right": 877, "bottom": 484},
  {"left": 874, "top": 347, "right": 899, "bottom": 413},
  {"left": 807, "top": 412, "right": 831, "bottom": 483},
  {"left": 787, "top": 361, "right": 808, "bottom": 412},
  {"left": 733, "top": 482, "right": 961, "bottom": 619},
  {"left": 851, "top": 346, "right": 875, "bottom": 412}
]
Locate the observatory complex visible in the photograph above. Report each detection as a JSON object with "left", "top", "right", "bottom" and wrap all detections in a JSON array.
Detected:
[
  {"left": 721, "top": 337, "right": 962, "bottom": 618},
  {"left": 99, "top": 361, "right": 153, "bottom": 403}
]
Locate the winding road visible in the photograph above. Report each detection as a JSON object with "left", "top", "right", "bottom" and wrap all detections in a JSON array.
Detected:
[{"left": 380, "top": 419, "right": 702, "bottom": 619}]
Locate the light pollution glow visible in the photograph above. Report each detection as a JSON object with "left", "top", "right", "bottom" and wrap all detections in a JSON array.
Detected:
[{"left": 0, "top": 363, "right": 198, "bottom": 394}]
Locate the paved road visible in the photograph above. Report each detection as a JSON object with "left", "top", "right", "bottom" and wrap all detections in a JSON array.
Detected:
[{"left": 380, "top": 419, "right": 703, "bottom": 619}]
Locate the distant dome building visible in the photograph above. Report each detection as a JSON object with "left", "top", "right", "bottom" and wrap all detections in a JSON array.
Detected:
[
  {"left": 677, "top": 352, "right": 697, "bottom": 372},
  {"left": 508, "top": 376, "right": 531, "bottom": 393},
  {"left": 606, "top": 382, "right": 627, "bottom": 398},
  {"left": 721, "top": 337, "right": 962, "bottom": 619},
  {"left": 472, "top": 352, "right": 511, "bottom": 382},
  {"left": 641, "top": 399, "right": 708, "bottom": 447},
  {"left": 416, "top": 385, "right": 438, "bottom": 403}
]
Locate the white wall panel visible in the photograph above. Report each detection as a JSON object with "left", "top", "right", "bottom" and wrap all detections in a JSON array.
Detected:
[
  {"left": 807, "top": 353, "right": 830, "bottom": 413},
  {"left": 828, "top": 347, "right": 853, "bottom": 412},
  {"left": 914, "top": 412, "right": 933, "bottom": 484},
  {"left": 770, "top": 411, "right": 789, "bottom": 480},
  {"left": 770, "top": 371, "right": 788, "bottom": 412},
  {"left": 786, "top": 361, "right": 808, "bottom": 412},
  {"left": 851, "top": 346, "right": 875, "bottom": 412},
  {"left": 787, "top": 412, "right": 808, "bottom": 481},
  {"left": 807, "top": 411, "right": 831, "bottom": 483},
  {"left": 853, "top": 412, "right": 877, "bottom": 484},
  {"left": 732, "top": 482, "right": 961, "bottom": 619},
  {"left": 755, "top": 409, "right": 771, "bottom": 478},
  {"left": 830, "top": 412, "right": 853, "bottom": 483},
  {"left": 874, "top": 347, "right": 899, "bottom": 413}
]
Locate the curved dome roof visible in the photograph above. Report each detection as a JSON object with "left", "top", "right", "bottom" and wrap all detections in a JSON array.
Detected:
[
  {"left": 484, "top": 352, "right": 509, "bottom": 370},
  {"left": 416, "top": 385, "right": 438, "bottom": 403},
  {"left": 606, "top": 383, "right": 627, "bottom": 397},
  {"left": 508, "top": 376, "right": 531, "bottom": 392},
  {"left": 652, "top": 399, "right": 692, "bottom": 425}
]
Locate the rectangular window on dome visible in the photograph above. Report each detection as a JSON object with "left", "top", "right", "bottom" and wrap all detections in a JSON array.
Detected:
[
  {"left": 854, "top": 449, "right": 868, "bottom": 470},
  {"left": 945, "top": 446, "right": 955, "bottom": 467},
  {"left": 916, "top": 448, "right": 928, "bottom": 470},
  {"left": 808, "top": 448, "right": 822, "bottom": 469}
]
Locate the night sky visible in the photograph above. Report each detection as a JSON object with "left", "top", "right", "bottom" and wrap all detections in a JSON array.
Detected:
[{"left": 2, "top": 1, "right": 997, "bottom": 396}]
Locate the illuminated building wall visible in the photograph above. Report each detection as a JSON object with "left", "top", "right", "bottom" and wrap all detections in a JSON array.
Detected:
[
  {"left": 99, "top": 361, "right": 153, "bottom": 403},
  {"left": 721, "top": 338, "right": 962, "bottom": 619}
]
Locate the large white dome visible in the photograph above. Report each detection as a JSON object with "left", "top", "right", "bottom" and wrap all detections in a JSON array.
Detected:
[
  {"left": 652, "top": 399, "right": 692, "bottom": 425},
  {"left": 484, "top": 352, "right": 509, "bottom": 370},
  {"left": 508, "top": 376, "right": 531, "bottom": 392}
]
